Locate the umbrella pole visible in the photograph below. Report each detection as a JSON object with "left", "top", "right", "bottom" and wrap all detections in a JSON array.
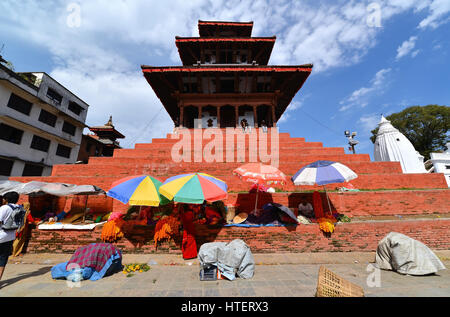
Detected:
[
  {"left": 83, "top": 195, "right": 89, "bottom": 223},
  {"left": 323, "top": 185, "right": 332, "bottom": 215}
]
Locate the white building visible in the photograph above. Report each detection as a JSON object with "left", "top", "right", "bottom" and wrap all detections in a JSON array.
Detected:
[
  {"left": 426, "top": 143, "right": 450, "bottom": 187},
  {"left": 373, "top": 115, "right": 427, "bottom": 174},
  {"left": 0, "top": 61, "right": 88, "bottom": 179}
]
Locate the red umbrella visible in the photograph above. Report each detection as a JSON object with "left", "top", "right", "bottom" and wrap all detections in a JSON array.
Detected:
[{"left": 233, "top": 163, "right": 287, "bottom": 212}]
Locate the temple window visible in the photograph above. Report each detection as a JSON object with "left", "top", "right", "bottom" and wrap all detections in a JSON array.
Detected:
[
  {"left": 220, "top": 78, "right": 235, "bottom": 93},
  {"left": 219, "top": 50, "right": 233, "bottom": 64}
]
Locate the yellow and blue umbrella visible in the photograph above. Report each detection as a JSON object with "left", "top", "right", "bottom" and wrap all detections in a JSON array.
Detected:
[
  {"left": 159, "top": 173, "right": 228, "bottom": 204},
  {"left": 107, "top": 175, "right": 170, "bottom": 206}
]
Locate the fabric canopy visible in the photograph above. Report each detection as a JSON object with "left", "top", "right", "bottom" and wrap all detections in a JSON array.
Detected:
[{"left": 0, "top": 180, "right": 105, "bottom": 196}]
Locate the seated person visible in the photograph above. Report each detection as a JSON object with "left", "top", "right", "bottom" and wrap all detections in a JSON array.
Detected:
[{"left": 298, "top": 199, "right": 314, "bottom": 218}]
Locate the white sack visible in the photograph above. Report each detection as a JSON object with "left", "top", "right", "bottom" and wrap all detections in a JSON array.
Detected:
[
  {"left": 375, "top": 232, "right": 446, "bottom": 275},
  {"left": 198, "top": 239, "right": 255, "bottom": 280}
]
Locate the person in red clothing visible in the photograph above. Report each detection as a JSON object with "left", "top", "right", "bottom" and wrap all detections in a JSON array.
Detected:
[
  {"left": 312, "top": 191, "right": 325, "bottom": 219},
  {"left": 180, "top": 204, "right": 198, "bottom": 260}
]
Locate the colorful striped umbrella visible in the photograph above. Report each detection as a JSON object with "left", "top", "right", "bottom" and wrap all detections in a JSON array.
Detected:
[
  {"left": 159, "top": 173, "right": 228, "bottom": 204},
  {"left": 107, "top": 175, "right": 170, "bottom": 206}
]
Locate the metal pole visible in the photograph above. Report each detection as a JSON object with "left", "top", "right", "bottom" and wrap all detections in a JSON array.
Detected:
[{"left": 254, "top": 186, "right": 259, "bottom": 213}]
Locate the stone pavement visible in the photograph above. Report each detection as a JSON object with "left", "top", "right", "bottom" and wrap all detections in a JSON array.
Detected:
[{"left": 1, "top": 251, "right": 449, "bottom": 297}]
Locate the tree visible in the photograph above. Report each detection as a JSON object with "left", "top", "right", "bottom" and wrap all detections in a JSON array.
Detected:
[{"left": 370, "top": 105, "right": 450, "bottom": 160}]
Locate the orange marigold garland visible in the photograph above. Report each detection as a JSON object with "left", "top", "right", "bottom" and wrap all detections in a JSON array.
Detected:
[
  {"left": 101, "top": 219, "right": 125, "bottom": 242},
  {"left": 101, "top": 217, "right": 147, "bottom": 243},
  {"left": 317, "top": 215, "right": 336, "bottom": 234},
  {"left": 154, "top": 215, "right": 180, "bottom": 248}
]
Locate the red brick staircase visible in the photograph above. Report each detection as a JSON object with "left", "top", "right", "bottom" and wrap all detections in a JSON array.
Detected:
[{"left": 11, "top": 129, "right": 450, "bottom": 254}]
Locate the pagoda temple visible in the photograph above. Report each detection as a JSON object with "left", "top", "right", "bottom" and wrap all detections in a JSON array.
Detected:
[
  {"left": 142, "top": 20, "right": 312, "bottom": 129},
  {"left": 9, "top": 20, "right": 450, "bottom": 255}
]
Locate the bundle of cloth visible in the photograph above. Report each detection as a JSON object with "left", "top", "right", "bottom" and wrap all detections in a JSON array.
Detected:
[
  {"left": 198, "top": 239, "right": 255, "bottom": 281},
  {"left": 51, "top": 243, "right": 122, "bottom": 282},
  {"left": 376, "top": 232, "right": 446, "bottom": 275}
]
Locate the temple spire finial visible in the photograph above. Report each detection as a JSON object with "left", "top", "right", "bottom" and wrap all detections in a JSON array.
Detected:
[{"left": 106, "top": 115, "right": 113, "bottom": 127}]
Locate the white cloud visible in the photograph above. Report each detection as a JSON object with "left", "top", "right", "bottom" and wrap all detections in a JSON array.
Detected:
[
  {"left": 358, "top": 113, "right": 381, "bottom": 133},
  {"left": 278, "top": 100, "right": 304, "bottom": 124},
  {"left": 418, "top": 0, "right": 450, "bottom": 29},
  {"left": 1, "top": 0, "right": 449, "bottom": 147},
  {"left": 396, "top": 36, "right": 419, "bottom": 60},
  {"left": 339, "top": 68, "right": 392, "bottom": 112}
]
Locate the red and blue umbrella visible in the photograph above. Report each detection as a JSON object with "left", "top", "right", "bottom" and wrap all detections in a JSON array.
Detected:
[
  {"left": 291, "top": 160, "right": 357, "bottom": 186},
  {"left": 291, "top": 160, "right": 358, "bottom": 213}
]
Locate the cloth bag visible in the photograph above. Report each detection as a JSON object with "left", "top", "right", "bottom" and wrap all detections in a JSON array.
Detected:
[
  {"left": 198, "top": 239, "right": 255, "bottom": 280},
  {"left": 375, "top": 232, "right": 446, "bottom": 275}
]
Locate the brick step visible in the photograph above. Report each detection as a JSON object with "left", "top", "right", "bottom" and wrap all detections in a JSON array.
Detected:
[
  {"left": 14, "top": 171, "right": 448, "bottom": 193},
  {"left": 225, "top": 189, "right": 450, "bottom": 216},
  {"left": 111, "top": 151, "right": 370, "bottom": 162},
  {"left": 53, "top": 160, "right": 403, "bottom": 176},
  {"left": 15, "top": 181, "right": 449, "bottom": 219},
  {"left": 133, "top": 141, "right": 322, "bottom": 150},
  {"left": 24, "top": 218, "right": 450, "bottom": 254},
  {"left": 165, "top": 130, "right": 294, "bottom": 139},
  {"left": 134, "top": 140, "right": 322, "bottom": 149},
  {"left": 113, "top": 147, "right": 345, "bottom": 158}
]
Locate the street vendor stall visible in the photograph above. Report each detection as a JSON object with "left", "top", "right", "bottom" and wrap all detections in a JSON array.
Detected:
[
  {"left": 0, "top": 180, "right": 106, "bottom": 228},
  {"left": 159, "top": 173, "right": 228, "bottom": 259}
]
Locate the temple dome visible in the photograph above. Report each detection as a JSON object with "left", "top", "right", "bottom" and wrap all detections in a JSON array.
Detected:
[{"left": 374, "top": 115, "right": 427, "bottom": 173}]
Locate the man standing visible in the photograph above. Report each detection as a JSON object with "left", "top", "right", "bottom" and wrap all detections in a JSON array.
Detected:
[{"left": 0, "top": 191, "right": 20, "bottom": 283}]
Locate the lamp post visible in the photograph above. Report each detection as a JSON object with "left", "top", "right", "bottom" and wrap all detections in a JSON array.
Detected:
[{"left": 345, "top": 130, "right": 359, "bottom": 154}]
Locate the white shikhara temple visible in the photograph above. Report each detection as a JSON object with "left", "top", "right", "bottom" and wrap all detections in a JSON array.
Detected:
[{"left": 374, "top": 115, "right": 427, "bottom": 174}]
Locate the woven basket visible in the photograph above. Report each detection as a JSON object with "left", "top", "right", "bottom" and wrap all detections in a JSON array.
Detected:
[{"left": 316, "top": 266, "right": 364, "bottom": 297}]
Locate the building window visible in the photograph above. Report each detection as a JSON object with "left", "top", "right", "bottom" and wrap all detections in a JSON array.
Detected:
[
  {"left": 0, "top": 158, "right": 14, "bottom": 176},
  {"left": 62, "top": 121, "right": 76, "bottom": 136},
  {"left": 220, "top": 79, "right": 235, "bottom": 93},
  {"left": 6, "top": 93, "right": 32, "bottom": 115},
  {"left": 445, "top": 165, "right": 450, "bottom": 170},
  {"left": 0, "top": 123, "right": 24, "bottom": 145},
  {"left": 46, "top": 87, "right": 63, "bottom": 104},
  {"left": 68, "top": 101, "right": 84, "bottom": 116},
  {"left": 38, "top": 109, "right": 57, "bottom": 127},
  {"left": 30, "top": 135, "right": 51, "bottom": 152},
  {"left": 22, "top": 163, "right": 44, "bottom": 176},
  {"left": 56, "top": 144, "right": 71, "bottom": 158}
]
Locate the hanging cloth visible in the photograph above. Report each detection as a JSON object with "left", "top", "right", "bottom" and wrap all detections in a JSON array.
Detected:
[
  {"left": 312, "top": 191, "right": 324, "bottom": 219},
  {"left": 181, "top": 210, "right": 198, "bottom": 260}
]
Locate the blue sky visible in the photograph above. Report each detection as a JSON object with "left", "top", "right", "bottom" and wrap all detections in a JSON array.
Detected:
[{"left": 1, "top": 0, "right": 449, "bottom": 158}]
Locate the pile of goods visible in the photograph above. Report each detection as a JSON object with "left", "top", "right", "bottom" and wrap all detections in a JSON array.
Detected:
[
  {"left": 154, "top": 215, "right": 180, "bottom": 248},
  {"left": 317, "top": 215, "right": 337, "bottom": 234},
  {"left": 101, "top": 211, "right": 146, "bottom": 243},
  {"left": 123, "top": 263, "right": 151, "bottom": 277}
]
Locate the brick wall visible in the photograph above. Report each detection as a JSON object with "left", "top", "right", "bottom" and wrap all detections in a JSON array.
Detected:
[{"left": 24, "top": 218, "right": 450, "bottom": 254}]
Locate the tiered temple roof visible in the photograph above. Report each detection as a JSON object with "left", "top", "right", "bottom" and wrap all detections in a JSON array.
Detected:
[{"left": 141, "top": 20, "right": 312, "bottom": 128}]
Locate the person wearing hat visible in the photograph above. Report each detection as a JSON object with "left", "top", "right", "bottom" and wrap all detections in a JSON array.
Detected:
[{"left": 233, "top": 212, "right": 248, "bottom": 224}]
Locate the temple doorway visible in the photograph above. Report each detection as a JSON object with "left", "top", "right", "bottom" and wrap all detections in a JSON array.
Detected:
[{"left": 183, "top": 106, "right": 198, "bottom": 128}]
